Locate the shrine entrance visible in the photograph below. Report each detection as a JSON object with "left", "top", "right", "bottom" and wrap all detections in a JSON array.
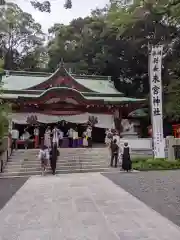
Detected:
[{"left": 11, "top": 111, "right": 113, "bottom": 149}]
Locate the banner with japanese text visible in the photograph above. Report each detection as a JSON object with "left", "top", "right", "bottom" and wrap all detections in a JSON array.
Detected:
[{"left": 149, "top": 45, "right": 165, "bottom": 158}]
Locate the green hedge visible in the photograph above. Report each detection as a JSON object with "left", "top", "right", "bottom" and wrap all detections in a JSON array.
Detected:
[{"left": 132, "top": 158, "right": 180, "bottom": 171}]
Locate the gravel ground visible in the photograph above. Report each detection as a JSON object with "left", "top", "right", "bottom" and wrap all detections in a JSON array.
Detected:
[
  {"left": 0, "top": 177, "right": 28, "bottom": 211},
  {"left": 102, "top": 170, "right": 180, "bottom": 227}
]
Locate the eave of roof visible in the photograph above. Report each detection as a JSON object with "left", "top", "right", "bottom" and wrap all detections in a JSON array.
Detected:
[
  {"left": 1, "top": 87, "right": 145, "bottom": 103},
  {"left": 2, "top": 73, "right": 49, "bottom": 90}
]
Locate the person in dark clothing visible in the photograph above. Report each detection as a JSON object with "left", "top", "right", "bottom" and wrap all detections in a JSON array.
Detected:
[
  {"left": 110, "top": 139, "right": 119, "bottom": 168},
  {"left": 122, "top": 142, "right": 132, "bottom": 172},
  {"left": 50, "top": 143, "right": 59, "bottom": 175}
]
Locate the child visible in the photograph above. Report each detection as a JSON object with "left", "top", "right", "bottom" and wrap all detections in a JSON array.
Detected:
[
  {"left": 38, "top": 145, "right": 49, "bottom": 175},
  {"left": 110, "top": 139, "right": 119, "bottom": 168}
]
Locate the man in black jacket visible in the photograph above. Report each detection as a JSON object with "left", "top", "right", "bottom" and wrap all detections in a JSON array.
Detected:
[{"left": 110, "top": 139, "right": 119, "bottom": 168}]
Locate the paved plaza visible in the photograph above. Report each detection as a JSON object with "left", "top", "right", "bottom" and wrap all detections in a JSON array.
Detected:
[
  {"left": 103, "top": 170, "right": 180, "bottom": 227},
  {"left": 0, "top": 173, "right": 180, "bottom": 240}
]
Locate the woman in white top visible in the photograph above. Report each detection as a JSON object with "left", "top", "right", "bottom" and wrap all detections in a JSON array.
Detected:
[
  {"left": 34, "top": 126, "right": 39, "bottom": 148},
  {"left": 105, "top": 129, "right": 113, "bottom": 146},
  {"left": 86, "top": 126, "right": 92, "bottom": 147},
  {"left": 44, "top": 126, "right": 51, "bottom": 148},
  {"left": 52, "top": 126, "right": 60, "bottom": 146},
  {"left": 21, "top": 128, "right": 30, "bottom": 149}
]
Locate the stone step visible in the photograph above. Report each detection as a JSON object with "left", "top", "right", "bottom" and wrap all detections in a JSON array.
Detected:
[
  {"left": 14, "top": 148, "right": 109, "bottom": 153},
  {"left": 3, "top": 163, "right": 109, "bottom": 172},
  {"left": 7, "top": 158, "right": 108, "bottom": 163},
  {"left": 8, "top": 154, "right": 109, "bottom": 159},
  {"left": 2, "top": 147, "right": 146, "bottom": 178},
  {"left": 9, "top": 154, "right": 108, "bottom": 159},
  {"left": 4, "top": 162, "right": 109, "bottom": 171},
  {"left": 5, "top": 160, "right": 108, "bottom": 167},
  {"left": 0, "top": 167, "right": 111, "bottom": 178}
]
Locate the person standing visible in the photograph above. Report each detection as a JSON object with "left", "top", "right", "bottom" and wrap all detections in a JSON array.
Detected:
[
  {"left": 11, "top": 127, "right": 19, "bottom": 150},
  {"left": 86, "top": 126, "right": 92, "bottom": 147},
  {"left": 110, "top": 139, "right": 119, "bottom": 168},
  {"left": 58, "top": 128, "right": 64, "bottom": 147},
  {"left": 22, "top": 128, "right": 30, "bottom": 149},
  {"left": 50, "top": 142, "right": 59, "bottom": 175},
  {"left": 34, "top": 126, "right": 39, "bottom": 148},
  {"left": 82, "top": 131, "right": 88, "bottom": 147},
  {"left": 44, "top": 126, "right": 51, "bottom": 149},
  {"left": 68, "top": 127, "right": 73, "bottom": 148},
  {"left": 73, "top": 128, "right": 78, "bottom": 147},
  {"left": 105, "top": 129, "right": 113, "bottom": 147},
  {"left": 52, "top": 125, "right": 60, "bottom": 146},
  {"left": 38, "top": 144, "right": 49, "bottom": 175},
  {"left": 122, "top": 142, "right": 132, "bottom": 172}
]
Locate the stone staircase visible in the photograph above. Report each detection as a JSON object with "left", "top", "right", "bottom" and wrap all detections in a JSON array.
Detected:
[{"left": 0, "top": 148, "right": 112, "bottom": 178}]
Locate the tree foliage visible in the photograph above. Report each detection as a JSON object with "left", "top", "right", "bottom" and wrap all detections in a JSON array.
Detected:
[
  {"left": 0, "top": 59, "right": 9, "bottom": 140},
  {"left": 0, "top": 3, "right": 45, "bottom": 70},
  {"left": 46, "top": 0, "right": 180, "bottom": 120},
  {"left": 0, "top": 0, "right": 72, "bottom": 12}
]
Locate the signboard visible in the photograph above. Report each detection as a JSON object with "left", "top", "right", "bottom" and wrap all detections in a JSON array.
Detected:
[{"left": 149, "top": 45, "right": 165, "bottom": 158}]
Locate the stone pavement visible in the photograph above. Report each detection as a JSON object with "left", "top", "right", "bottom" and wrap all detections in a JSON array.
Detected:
[
  {"left": 103, "top": 171, "right": 180, "bottom": 227},
  {"left": 0, "top": 173, "right": 180, "bottom": 240}
]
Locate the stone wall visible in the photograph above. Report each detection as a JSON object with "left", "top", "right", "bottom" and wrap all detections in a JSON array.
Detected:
[{"left": 120, "top": 138, "right": 152, "bottom": 150}]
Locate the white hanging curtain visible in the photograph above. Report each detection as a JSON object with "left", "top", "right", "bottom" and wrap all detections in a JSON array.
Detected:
[
  {"left": 62, "top": 113, "right": 89, "bottom": 124},
  {"left": 10, "top": 113, "right": 59, "bottom": 124},
  {"left": 10, "top": 112, "right": 115, "bottom": 129}
]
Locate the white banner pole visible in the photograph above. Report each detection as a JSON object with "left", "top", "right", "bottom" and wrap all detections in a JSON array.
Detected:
[{"left": 149, "top": 45, "right": 165, "bottom": 158}]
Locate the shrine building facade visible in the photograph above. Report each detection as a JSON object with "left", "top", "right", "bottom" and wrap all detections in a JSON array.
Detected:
[{"left": 0, "top": 63, "right": 145, "bottom": 130}]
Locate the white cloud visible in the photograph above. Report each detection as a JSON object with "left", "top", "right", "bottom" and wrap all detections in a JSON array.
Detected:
[{"left": 14, "top": 0, "right": 109, "bottom": 32}]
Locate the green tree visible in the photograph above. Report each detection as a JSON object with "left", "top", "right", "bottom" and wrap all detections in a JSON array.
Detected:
[
  {"left": 0, "top": 0, "right": 72, "bottom": 12},
  {"left": 0, "top": 59, "right": 9, "bottom": 140},
  {"left": 0, "top": 3, "right": 45, "bottom": 70},
  {"left": 47, "top": 0, "right": 180, "bottom": 120}
]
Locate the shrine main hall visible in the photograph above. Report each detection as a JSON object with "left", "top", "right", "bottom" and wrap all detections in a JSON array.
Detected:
[{"left": 1, "top": 62, "right": 144, "bottom": 132}]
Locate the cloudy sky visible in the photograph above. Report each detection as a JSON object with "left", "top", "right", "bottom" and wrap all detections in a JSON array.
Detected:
[{"left": 15, "top": 0, "right": 109, "bottom": 32}]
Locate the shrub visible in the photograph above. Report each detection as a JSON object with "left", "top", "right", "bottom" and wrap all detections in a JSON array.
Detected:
[{"left": 132, "top": 157, "right": 180, "bottom": 171}]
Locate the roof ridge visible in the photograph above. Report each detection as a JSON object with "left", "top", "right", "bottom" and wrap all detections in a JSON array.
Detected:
[
  {"left": 71, "top": 74, "right": 111, "bottom": 81},
  {"left": 4, "top": 70, "right": 52, "bottom": 77}
]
